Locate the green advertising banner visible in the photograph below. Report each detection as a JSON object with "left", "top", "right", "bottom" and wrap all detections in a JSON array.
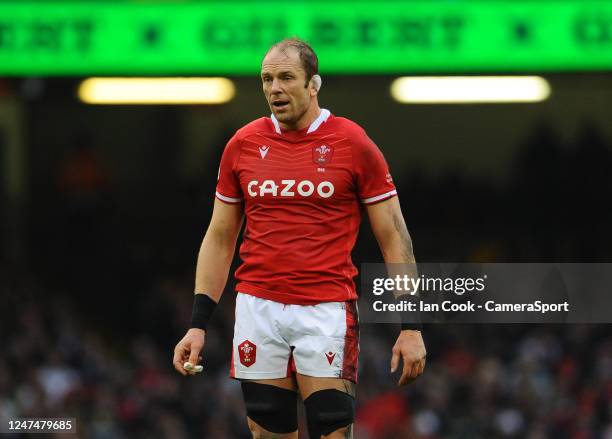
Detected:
[{"left": 0, "top": 1, "right": 611, "bottom": 75}]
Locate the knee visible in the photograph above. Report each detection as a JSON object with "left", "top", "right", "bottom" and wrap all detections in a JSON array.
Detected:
[
  {"left": 242, "top": 382, "right": 298, "bottom": 436},
  {"left": 304, "top": 389, "right": 355, "bottom": 439}
]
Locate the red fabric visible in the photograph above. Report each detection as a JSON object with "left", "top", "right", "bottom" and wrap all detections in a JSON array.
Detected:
[
  {"left": 342, "top": 301, "right": 359, "bottom": 383},
  {"left": 216, "top": 113, "right": 396, "bottom": 305},
  {"left": 285, "top": 353, "right": 296, "bottom": 377}
]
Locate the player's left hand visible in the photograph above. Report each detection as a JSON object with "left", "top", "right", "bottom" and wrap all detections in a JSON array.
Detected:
[{"left": 390, "top": 330, "right": 426, "bottom": 386}]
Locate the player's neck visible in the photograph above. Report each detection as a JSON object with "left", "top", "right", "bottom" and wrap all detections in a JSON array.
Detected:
[{"left": 280, "top": 104, "right": 321, "bottom": 132}]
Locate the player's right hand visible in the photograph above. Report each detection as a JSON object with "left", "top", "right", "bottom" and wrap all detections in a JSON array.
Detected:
[{"left": 173, "top": 328, "right": 205, "bottom": 376}]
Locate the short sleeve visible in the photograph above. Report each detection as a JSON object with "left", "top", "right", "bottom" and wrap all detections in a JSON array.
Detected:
[
  {"left": 215, "top": 134, "right": 243, "bottom": 204},
  {"left": 353, "top": 129, "right": 397, "bottom": 204}
]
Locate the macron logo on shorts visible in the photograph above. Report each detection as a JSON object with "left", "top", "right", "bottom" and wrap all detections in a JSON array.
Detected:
[{"left": 325, "top": 351, "right": 336, "bottom": 365}]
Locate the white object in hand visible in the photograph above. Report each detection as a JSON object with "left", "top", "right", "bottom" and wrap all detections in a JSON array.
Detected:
[{"left": 183, "top": 362, "right": 203, "bottom": 373}]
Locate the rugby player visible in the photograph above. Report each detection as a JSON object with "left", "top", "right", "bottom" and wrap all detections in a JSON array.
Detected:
[{"left": 173, "top": 38, "right": 426, "bottom": 439}]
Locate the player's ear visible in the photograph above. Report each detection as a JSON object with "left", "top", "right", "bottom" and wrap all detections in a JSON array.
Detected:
[{"left": 310, "top": 74, "right": 322, "bottom": 96}]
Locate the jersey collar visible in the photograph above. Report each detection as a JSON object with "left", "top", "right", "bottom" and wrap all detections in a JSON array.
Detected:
[{"left": 270, "top": 108, "right": 331, "bottom": 135}]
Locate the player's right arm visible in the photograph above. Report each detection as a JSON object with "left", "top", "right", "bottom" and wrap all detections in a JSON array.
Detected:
[
  {"left": 173, "top": 132, "right": 245, "bottom": 376},
  {"left": 194, "top": 199, "right": 244, "bottom": 299},
  {"left": 173, "top": 199, "right": 244, "bottom": 376}
]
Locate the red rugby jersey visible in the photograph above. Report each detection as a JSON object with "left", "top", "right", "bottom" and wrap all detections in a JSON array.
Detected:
[{"left": 215, "top": 109, "right": 397, "bottom": 305}]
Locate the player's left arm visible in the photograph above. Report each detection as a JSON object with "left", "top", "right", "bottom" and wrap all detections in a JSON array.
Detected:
[{"left": 366, "top": 197, "right": 427, "bottom": 386}]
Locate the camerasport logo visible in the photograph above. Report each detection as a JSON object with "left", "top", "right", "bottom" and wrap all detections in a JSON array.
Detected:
[
  {"left": 238, "top": 340, "right": 256, "bottom": 367},
  {"left": 313, "top": 144, "right": 333, "bottom": 165}
]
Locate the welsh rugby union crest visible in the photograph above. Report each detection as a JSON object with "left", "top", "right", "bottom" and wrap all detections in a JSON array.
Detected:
[{"left": 313, "top": 144, "right": 333, "bottom": 165}]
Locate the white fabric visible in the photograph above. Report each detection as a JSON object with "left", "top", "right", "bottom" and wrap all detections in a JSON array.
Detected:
[
  {"left": 306, "top": 108, "right": 331, "bottom": 133},
  {"left": 231, "top": 293, "right": 350, "bottom": 380},
  {"left": 270, "top": 108, "right": 331, "bottom": 134},
  {"left": 361, "top": 189, "right": 397, "bottom": 204},
  {"left": 215, "top": 191, "right": 242, "bottom": 203},
  {"left": 270, "top": 113, "right": 281, "bottom": 134}
]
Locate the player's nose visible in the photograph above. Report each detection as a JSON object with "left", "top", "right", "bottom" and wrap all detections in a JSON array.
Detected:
[{"left": 270, "top": 77, "right": 283, "bottom": 93}]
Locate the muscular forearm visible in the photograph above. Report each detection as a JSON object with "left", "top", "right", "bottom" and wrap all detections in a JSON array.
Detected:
[
  {"left": 379, "top": 214, "right": 416, "bottom": 264},
  {"left": 381, "top": 230, "right": 418, "bottom": 300},
  {"left": 383, "top": 213, "right": 422, "bottom": 333},
  {"left": 371, "top": 199, "right": 418, "bottom": 298}
]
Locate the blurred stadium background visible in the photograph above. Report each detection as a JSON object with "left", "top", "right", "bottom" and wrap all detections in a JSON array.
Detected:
[{"left": 1, "top": 1, "right": 611, "bottom": 438}]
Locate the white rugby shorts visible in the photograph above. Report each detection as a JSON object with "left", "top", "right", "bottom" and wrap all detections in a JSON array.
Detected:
[{"left": 230, "top": 293, "right": 359, "bottom": 383}]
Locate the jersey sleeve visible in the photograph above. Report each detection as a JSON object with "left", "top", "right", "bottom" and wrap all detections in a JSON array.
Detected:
[
  {"left": 353, "top": 129, "right": 397, "bottom": 204},
  {"left": 215, "top": 134, "right": 243, "bottom": 204}
]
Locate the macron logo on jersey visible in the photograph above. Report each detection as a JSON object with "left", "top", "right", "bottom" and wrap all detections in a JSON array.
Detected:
[
  {"left": 259, "top": 145, "right": 270, "bottom": 159},
  {"left": 248, "top": 179, "right": 335, "bottom": 198}
]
